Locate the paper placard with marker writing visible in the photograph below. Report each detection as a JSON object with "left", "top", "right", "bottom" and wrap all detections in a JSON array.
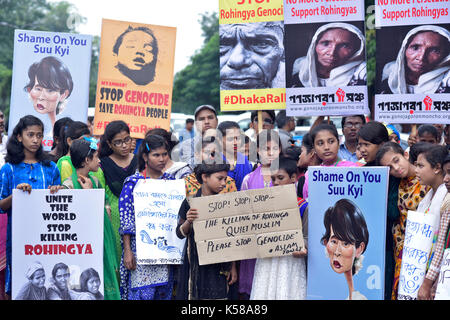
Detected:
[
  {"left": 189, "top": 184, "right": 303, "bottom": 266},
  {"left": 133, "top": 179, "right": 186, "bottom": 265}
]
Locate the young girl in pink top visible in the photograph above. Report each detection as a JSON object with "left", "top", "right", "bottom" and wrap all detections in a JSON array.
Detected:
[{"left": 303, "top": 123, "right": 357, "bottom": 199}]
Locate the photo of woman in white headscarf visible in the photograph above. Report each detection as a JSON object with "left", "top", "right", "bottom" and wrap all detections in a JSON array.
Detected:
[
  {"left": 288, "top": 22, "right": 366, "bottom": 88},
  {"left": 378, "top": 24, "right": 450, "bottom": 94},
  {"left": 14, "top": 261, "right": 47, "bottom": 300}
]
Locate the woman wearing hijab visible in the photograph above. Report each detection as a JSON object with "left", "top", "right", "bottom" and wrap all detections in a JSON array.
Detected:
[
  {"left": 291, "top": 22, "right": 366, "bottom": 88},
  {"left": 379, "top": 25, "right": 450, "bottom": 94},
  {"left": 15, "top": 262, "right": 47, "bottom": 300}
]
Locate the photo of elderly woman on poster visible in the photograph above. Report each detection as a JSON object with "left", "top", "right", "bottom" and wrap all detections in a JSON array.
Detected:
[
  {"left": 378, "top": 24, "right": 450, "bottom": 94},
  {"left": 14, "top": 261, "right": 47, "bottom": 300},
  {"left": 320, "top": 198, "right": 369, "bottom": 300},
  {"left": 24, "top": 56, "right": 74, "bottom": 127},
  {"left": 287, "top": 22, "right": 366, "bottom": 88}
]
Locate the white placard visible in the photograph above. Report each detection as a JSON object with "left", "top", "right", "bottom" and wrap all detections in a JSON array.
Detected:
[
  {"left": 398, "top": 210, "right": 440, "bottom": 300},
  {"left": 133, "top": 179, "right": 186, "bottom": 265},
  {"left": 12, "top": 189, "right": 104, "bottom": 300},
  {"left": 435, "top": 248, "right": 450, "bottom": 300}
]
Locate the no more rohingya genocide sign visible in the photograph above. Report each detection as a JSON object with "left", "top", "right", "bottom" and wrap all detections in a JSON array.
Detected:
[{"left": 189, "top": 184, "right": 303, "bottom": 266}]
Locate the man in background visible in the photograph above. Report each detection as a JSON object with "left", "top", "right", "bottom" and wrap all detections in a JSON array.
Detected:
[
  {"left": 275, "top": 110, "right": 296, "bottom": 151},
  {"left": 178, "top": 118, "right": 194, "bottom": 143}
]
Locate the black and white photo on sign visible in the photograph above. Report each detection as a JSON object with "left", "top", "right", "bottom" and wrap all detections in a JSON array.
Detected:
[
  {"left": 285, "top": 21, "right": 366, "bottom": 88},
  {"left": 219, "top": 21, "right": 285, "bottom": 90},
  {"left": 376, "top": 24, "right": 450, "bottom": 95}
]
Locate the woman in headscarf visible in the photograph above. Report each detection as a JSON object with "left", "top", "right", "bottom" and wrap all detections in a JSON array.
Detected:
[
  {"left": 379, "top": 25, "right": 450, "bottom": 94},
  {"left": 291, "top": 22, "right": 366, "bottom": 88},
  {"left": 14, "top": 262, "right": 47, "bottom": 300}
]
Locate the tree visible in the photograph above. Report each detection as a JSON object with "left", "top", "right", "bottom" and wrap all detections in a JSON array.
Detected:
[{"left": 171, "top": 12, "right": 220, "bottom": 115}]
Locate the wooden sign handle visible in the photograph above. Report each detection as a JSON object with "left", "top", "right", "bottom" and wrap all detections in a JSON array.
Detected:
[{"left": 258, "top": 110, "right": 263, "bottom": 133}]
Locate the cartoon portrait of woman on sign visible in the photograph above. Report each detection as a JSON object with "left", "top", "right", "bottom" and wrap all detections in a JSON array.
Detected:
[
  {"left": 321, "top": 198, "right": 369, "bottom": 300},
  {"left": 24, "top": 56, "right": 73, "bottom": 128}
]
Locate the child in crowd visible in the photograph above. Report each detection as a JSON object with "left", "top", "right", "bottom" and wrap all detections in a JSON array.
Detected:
[
  {"left": 376, "top": 141, "right": 429, "bottom": 299},
  {"left": 0, "top": 115, "right": 61, "bottom": 297},
  {"left": 146, "top": 128, "right": 191, "bottom": 179},
  {"left": 118, "top": 134, "right": 174, "bottom": 300},
  {"left": 56, "top": 121, "right": 105, "bottom": 187},
  {"left": 99, "top": 120, "right": 138, "bottom": 262},
  {"left": 239, "top": 129, "right": 282, "bottom": 300},
  {"left": 412, "top": 145, "right": 449, "bottom": 298},
  {"left": 296, "top": 133, "right": 320, "bottom": 198},
  {"left": 357, "top": 121, "right": 389, "bottom": 166},
  {"left": 250, "top": 156, "right": 308, "bottom": 300},
  {"left": 302, "top": 123, "right": 356, "bottom": 200},
  {"left": 184, "top": 135, "right": 237, "bottom": 197},
  {"left": 62, "top": 138, "right": 120, "bottom": 300},
  {"left": 175, "top": 162, "right": 237, "bottom": 300},
  {"left": 218, "top": 121, "right": 253, "bottom": 191},
  {"left": 418, "top": 153, "right": 450, "bottom": 300}
]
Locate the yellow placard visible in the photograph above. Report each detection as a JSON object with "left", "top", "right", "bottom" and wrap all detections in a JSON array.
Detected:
[
  {"left": 219, "top": 0, "right": 284, "bottom": 24},
  {"left": 94, "top": 19, "right": 176, "bottom": 138},
  {"left": 220, "top": 88, "right": 286, "bottom": 111}
]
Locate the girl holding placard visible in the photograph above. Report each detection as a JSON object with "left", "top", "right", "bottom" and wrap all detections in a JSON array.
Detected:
[
  {"left": 376, "top": 141, "right": 430, "bottom": 299},
  {"left": 238, "top": 129, "right": 281, "bottom": 300},
  {"left": 61, "top": 138, "right": 120, "bottom": 300},
  {"left": 118, "top": 134, "right": 174, "bottom": 300},
  {"left": 0, "top": 115, "right": 61, "bottom": 298},
  {"left": 414, "top": 146, "right": 449, "bottom": 300}
]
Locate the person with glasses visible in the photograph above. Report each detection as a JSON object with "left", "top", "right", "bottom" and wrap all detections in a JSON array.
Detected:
[
  {"left": 338, "top": 115, "right": 366, "bottom": 163},
  {"left": 99, "top": 121, "right": 138, "bottom": 264}
]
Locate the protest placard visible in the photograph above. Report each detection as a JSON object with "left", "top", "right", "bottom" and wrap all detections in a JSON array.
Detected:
[
  {"left": 283, "top": 0, "right": 369, "bottom": 117},
  {"left": 435, "top": 248, "right": 450, "bottom": 300},
  {"left": 189, "top": 184, "right": 303, "bottom": 266},
  {"left": 133, "top": 179, "right": 186, "bottom": 265},
  {"left": 374, "top": 1, "right": 450, "bottom": 124},
  {"left": 8, "top": 30, "right": 92, "bottom": 150},
  {"left": 219, "top": 0, "right": 286, "bottom": 112},
  {"left": 307, "top": 166, "right": 388, "bottom": 300},
  {"left": 397, "top": 210, "right": 440, "bottom": 300},
  {"left": 12, "top": 189, "right": 104, "bottom": 300},
  {"left": 94, "top": 19, "right": 176, "bottom": 137}
]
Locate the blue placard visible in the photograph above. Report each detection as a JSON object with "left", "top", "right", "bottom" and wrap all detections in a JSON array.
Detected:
[{"left": 307, "top": 166, "right": 389, "bottom": 300}]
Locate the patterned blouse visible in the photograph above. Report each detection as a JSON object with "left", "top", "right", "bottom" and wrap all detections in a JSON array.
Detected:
[
  {"left": 118, "top": 172, "right": 174, "bottom": 299},
  {"left": 391, "top": 175, "right": 429, "bottom": 299},
  {"left": 184, "top": 172, "right": 237, "bottom": 197}
]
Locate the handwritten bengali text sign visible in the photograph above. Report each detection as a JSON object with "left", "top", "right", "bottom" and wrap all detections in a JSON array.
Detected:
[
  {"left": 398, "top": 210, "right": 440, "bottom": 300},
  {"left": 133, "top": 179, "right": 186, "bottom": 265},
  {"left": 435, "top": 248, "right": 450, "bottom": 300}
]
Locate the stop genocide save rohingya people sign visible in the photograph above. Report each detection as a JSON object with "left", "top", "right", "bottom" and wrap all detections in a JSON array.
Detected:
[{"left": 94, "top": 19, "right": 176, "bottom": 138}]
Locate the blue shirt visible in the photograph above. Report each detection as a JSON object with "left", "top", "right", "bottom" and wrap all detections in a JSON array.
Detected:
[
  {"left": 0, "top": 161, "right": 60, "bottom": 293},
  {"left": 338, "top": 143, "right": 358, "bottom": 163},
  {"left": 224, "top": 152, "right": 253, "bottom": 191}
]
